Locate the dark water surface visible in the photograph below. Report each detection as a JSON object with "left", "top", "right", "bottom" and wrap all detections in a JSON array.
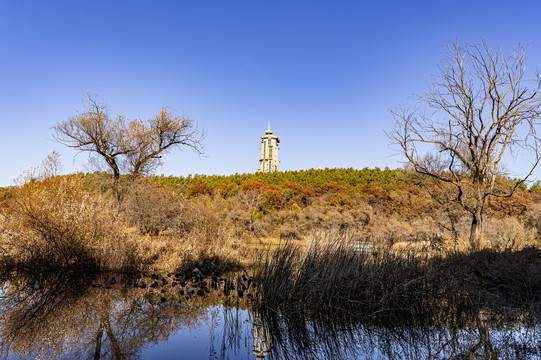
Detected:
[{"left": 0, "top": 273, "right": 540, "bottom": 359}]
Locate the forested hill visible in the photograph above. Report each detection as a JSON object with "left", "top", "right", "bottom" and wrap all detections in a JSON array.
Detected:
[{"left": 152, "top": 167, "right": 404, "bottom": 188}]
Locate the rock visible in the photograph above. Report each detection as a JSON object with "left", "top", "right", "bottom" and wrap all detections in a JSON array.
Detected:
[
  {"left": 32, "top": 284, "right": 43, "bottom": 290},
  {"left": 152, "top": 274, "right": 165, "bottom": 280},
  {"left": 186, "top": 286, "right": 195, "bottom": 295},
  {"left": 160, "top": 289, "right": 166, "bottom": 293},
  {"left": 161, "top": 297, "right": 167, "bottom": 302},
  {"left": 150, "top": 282, "right": 161, "bottom": 288},
  {"left": 192, "top": 268, "right": 201, "bottom": 274},
  {"left": 108, "top": 277, "right": 117, "bottom": 285},
  {"left": 27, "top": 280, "right": 36, "bottom": 286},
  {"left": 172, "top": 282, "right": 178, "bottom": 287},
  {"left": 196, "top": 289, "right": 205, "bottom": 296},
  {"left": 179, "top": 290, "right": 184, "bottom": 296},
  {"left": 134, "top": 283, "right": 147, "bottom": 289},
  {"left": 48, "top": 290, "right": 59, "bottom": 295},
  {"left": 91, "top": 284, "right": 102, "bottom": 288}
]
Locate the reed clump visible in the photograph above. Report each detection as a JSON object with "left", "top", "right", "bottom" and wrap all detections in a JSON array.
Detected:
[{"left": 254, "top": 231, "right": 541, "bottom": 325}]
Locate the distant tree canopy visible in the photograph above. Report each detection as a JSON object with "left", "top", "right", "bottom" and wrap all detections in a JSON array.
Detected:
[
  {"left": 152, "top": 167, "right": 403, "bottom": 189},
  {"left": 54, "top": 95, "right": 204, "bottom": 200}
]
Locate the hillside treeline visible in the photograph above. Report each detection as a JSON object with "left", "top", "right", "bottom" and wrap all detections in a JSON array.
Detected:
[
  {"left": 152, "top": 167, "right": 401, "bottom": 188},
  {"left": 96, "top": 168, "right": 541, "bottom": 247},
  {"left": 1, "top": 168, "right": 540, "bottom": 275}
]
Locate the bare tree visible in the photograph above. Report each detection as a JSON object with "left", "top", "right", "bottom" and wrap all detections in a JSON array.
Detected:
[
  {"left": 53, "top": 95, "right": 204, "bottom": 200},
  {"left": 40, "top": 151, "right": 63, "bottom": 178},
  {"left": 388, "top": 40, "right": 541, "bottom": 249},
  {"left": 124, "top": 108, "right": 203, "bottom": 178}
]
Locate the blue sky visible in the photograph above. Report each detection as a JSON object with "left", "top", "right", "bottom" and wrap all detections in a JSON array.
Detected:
[{"left": 1, "top": 1, "right": 541, "bottom": 186}]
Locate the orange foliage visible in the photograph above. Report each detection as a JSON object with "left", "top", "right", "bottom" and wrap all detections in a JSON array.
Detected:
[{"left": 189, "top": 183, "right": 213, "bottom": 197}]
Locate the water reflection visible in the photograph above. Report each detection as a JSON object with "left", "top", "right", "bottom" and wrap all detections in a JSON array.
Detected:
[
  {"left": 250, "top": 308, "right": 541, "bottom": 360},
  {"left": 0, "top": 273, "right": 213, "bottom": 359},
  {"left": 0, "top": 273, "right": 540, "bottom": 359}
]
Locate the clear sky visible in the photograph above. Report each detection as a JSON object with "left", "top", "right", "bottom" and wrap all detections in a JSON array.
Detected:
[{"left": 2, "top": 1, "right": 541, "bottom": 186}]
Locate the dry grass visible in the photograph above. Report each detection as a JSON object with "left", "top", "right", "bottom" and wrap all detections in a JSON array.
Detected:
[
  {"left": 254, "top": 230, "right": 541, "bottom": 325},
  {"left": 136, "top": 233, "right": 248, "bottom": 274},
  {"left": 483, "top": 217, "right": 538, "bottom": 250}
]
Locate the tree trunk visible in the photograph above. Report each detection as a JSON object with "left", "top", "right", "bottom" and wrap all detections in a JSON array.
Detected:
[
  {"left": 113, "top": 172, "right": 121, "bottom": 203},
  {"left": 469, "top": 208, "right": 483, "bottom": 250},
  {"left": 104, "top": 311, "right": 123, "bottom": 360},
  {"left": 93, "top": 318, "right": 105, "bottom": 360},
  {"left": 477, "top": 317, "right": 497, "bottom": 359}
]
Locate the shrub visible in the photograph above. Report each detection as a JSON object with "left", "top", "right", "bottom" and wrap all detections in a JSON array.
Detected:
[
  {"left": 188, "top": 183, "right": 213, "bottom": 197},
  {"left": 120, "top": 178, "right": 181, "bottom": 235},
  {"left": 483, "top": 217, "right": 538, "bottom": 250},
  {"left": 0, "top": 176, "right": 138, "bottom": 273}
]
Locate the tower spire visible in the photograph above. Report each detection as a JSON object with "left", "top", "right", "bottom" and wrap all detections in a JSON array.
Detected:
[{"left": 258, "top": 125, "right": 280, "bottom": 173}]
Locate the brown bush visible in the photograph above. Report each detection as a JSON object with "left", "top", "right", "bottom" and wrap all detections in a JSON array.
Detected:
[
  {"left": 483, "top": 217, "right": 538, "bottom": 250},
  {"left": 188, "top": 183, "right": 213, "bottom": 197},
  {"left": 120, "top": 178, "right": 181, "bottom": 235},
  {"left": 0, "top": 176, "right": 139, "bottom": 273},
  {"left": 241, "top": 181, "right": 265, "bottom": 192},
  {"left": 161, "top": 195, "right": 247, "bottom": 273}
]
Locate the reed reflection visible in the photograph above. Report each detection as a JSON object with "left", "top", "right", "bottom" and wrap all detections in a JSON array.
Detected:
[{"left": 248, "top": 306, "right": 541, "bottom": 360}]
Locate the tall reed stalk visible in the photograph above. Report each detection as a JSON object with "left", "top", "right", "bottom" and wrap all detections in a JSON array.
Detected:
[{"left": 255, "top": 231, "right": 479, "bottom": 325}]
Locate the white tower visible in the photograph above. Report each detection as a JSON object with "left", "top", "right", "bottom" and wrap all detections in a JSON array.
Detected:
[{"left": 258, "top": 125, "right": 280, "bottom": 173}]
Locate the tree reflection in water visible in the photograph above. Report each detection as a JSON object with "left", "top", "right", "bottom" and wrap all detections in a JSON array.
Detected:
[
  {"left": 0, "top": 273, "right": 210, "bottom": 359},
  {"left": 0, "top": 273, "right": 540, "bottom": 359}
]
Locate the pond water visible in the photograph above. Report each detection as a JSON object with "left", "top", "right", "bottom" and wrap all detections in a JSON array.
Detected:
[{"left": 0, "top": 273, "right": 540, "bottom": 359}]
